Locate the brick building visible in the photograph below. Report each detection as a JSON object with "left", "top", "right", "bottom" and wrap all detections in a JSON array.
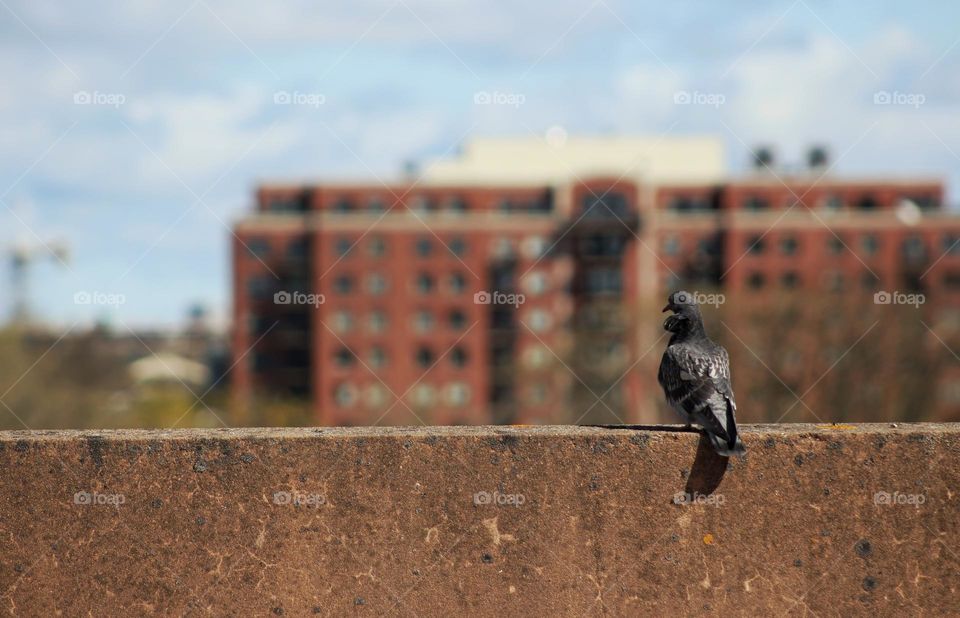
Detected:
[{"left": 232, "top": 137, "right": 960, "bottom": 425}]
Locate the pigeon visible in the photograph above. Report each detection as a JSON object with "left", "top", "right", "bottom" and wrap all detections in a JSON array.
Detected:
[{"left": 657, "top": 291, "right": 745, "bottom": 457}]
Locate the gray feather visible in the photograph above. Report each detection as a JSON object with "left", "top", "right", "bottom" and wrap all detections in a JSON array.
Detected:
[{"left": 658, "top": 297, "right": 744, "bottom": 456}]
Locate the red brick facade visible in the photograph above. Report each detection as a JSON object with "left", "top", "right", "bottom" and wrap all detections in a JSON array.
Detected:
[{"left": 232, "top": 173, "right": 960, "bottom": 424}]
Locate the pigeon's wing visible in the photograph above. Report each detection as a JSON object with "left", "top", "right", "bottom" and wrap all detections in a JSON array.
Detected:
[
  {"left": 707, "top": 344, "right": 736, "bottom": 409},
  {"left": 659, "top": 343, "right": 736, "bottom": 440}
]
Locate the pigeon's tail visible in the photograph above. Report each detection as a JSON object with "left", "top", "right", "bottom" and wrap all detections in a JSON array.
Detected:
[
  {"left": 706, "top": 403, "right": 746, "bottom": 457},
  {"left": 707, "top": 429, "right": 745, "bottom": 457}
]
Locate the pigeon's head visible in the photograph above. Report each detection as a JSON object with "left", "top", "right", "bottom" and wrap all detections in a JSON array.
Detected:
[{"left": 662, "top": 290, "right": 702, "bottom": 334}]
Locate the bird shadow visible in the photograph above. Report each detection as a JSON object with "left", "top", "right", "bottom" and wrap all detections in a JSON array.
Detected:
[
  {"left": 684, "top": 432, "right": 729, "bottom": 497},
  {"left": 583, "top": 424, "right": 729, "bottom": 496}
]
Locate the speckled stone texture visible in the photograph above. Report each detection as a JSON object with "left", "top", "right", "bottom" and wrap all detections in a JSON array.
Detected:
[{"left": 0, "top": 424, "right": 957, "bottom": 616}]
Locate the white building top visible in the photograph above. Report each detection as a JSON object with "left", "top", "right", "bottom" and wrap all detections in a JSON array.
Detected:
[{"left": 421, "top": 134, "right": 727, "bottom": 186}]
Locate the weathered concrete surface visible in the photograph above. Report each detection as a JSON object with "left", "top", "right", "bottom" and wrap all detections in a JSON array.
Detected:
[{"left": 0, "top": 424, "right": 957, "bottom": 616}]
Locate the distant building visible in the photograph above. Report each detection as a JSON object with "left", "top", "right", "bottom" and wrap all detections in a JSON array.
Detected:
[{"left": 231, "top": 136, "right": 959, "bottom": 424}]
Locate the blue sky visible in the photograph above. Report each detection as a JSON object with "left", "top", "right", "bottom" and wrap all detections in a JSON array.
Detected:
[{"left": 1, "top": 0, "right": 959, "bottom": 329}]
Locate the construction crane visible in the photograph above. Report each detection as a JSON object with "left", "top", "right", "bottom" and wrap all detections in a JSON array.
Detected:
[{"left": 9, "top": 239, "right": 69, "bottom": 326}]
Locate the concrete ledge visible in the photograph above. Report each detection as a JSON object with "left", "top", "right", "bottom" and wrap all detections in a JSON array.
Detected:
[{"left": 1, "top": 424, "right": 958, "bottom": 615}]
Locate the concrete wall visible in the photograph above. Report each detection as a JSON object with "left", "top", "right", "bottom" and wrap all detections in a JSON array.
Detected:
[{"left": 0, "top": 424, "right": 957, "bottom": 615}]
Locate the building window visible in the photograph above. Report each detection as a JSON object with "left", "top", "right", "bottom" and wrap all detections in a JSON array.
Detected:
[
  {"left": 529, "top": 193, "right": 553, "bottom": 213},
  {"left": 266, "top": 195, "right": 307, "bottom": 213},
  {"left": 409, "top": 195, "right": 434, "bottom": 213},
  {"left": 824, "top": 271, "right": 844, "bottom": 292},
  {"left": 246, "top": 237, "right": 270, "bottom": 259},
  {"left": 780, "top": 236, "right": 798, "bottom": 256},
  {"left": 366, "top": 273, "right": 388, "bottom": 295},
  {"left": 909, "top": 195, "right": 937, "bottom": 210},
  {"left": 581, "top": 233, "right": 626, "bottom": 256},
  {"left": 415, "top": 273, "right": 434, "bottom": 294},
  {"left": 446, "top": 196, "right": 468, "bottom": 214},
  {"left": 662, "top": 235, "right": 680, "bottom": 256},
  {"left": 445, "top": 382, "right": 470, "bottom": 407},
  {"left": 332, "top": 197, "right": 353, "bottom": 213},
  {"left": 368, "top": 311, "right": 387, "bottom": 333},
  {"left": 334, "top": 238, "right": 353, "bottom": 257},
  {"left": 252, "top": 352, "right": 272, "bottom": 371},
  {"left": 369, "top": 347, "right": 387, "bottom": 369},
  {"left": 286, "top": 238, "right": 308, "bottom": 261},
  {"left": 781, "top": 272, "right": 799, "bottom": 288},
  {"left": 746, "top": 236, "right": 765, "bottom": 254},
  {"left": 942, "top": 234, "right": 960, "bottom": 255},
  {"left": 248, "top": 315, "right": 270, "bottom": 336},
  {"left": 416, "top": 347, "right": 435, "bottom": 368},
  {"left": 415, "top": 237, "right": 433, "bottom": 257},
  {"left": 522, "top": 235, "right": 548, "bottom": 259},
  {"left": 861, "top": 234, "right": 879, "bottom": 256},
  {"left": 527, "top": 383, "right": 548, "bottom": 405},
  {"left": 492, "top": 237, "right": 514, "bottom": 259},
  {"left": 333, "top": 274, "right": 354, "bottom": 294},
  {"left": 862, "top": 272, "right": 880, "bottom": 290},
  {"left": 449, "top": 309, "right": 467, "bottom": 330},
  {"left": 743, "top": 196, "right": 769, "bottom": 211},
  {"left": 856, "top": 195, "right": 878, "bottom": 210},
  {"left": 286, "top": 276, "right": 309, "bottom": 294},
  {"left": 332, "top": 311, "right": 353, "bottom": 333},
  {"left": 448, "top": 272, "right": 467, "bottom": 294},
  {"left": 822, "top": 194, "right": 843, "bottom": 210},
  {"left": 522, "top": 272, "right": 548, "bottom": 296},
  {"left": 944, "top": 271, "right": 960, "bottom": 289},
  {"left": 697, "top": 237, "right": 720, "bottom": 257},
  {"left": 413, "top": 310, "right": 434, "bottom": 333},
  {"left": 367, "top": 196, "right": 386, "bottom": 213},
  {"left": 827, "top": 236, "right": 845, "bottom": 255},
  {"left": 523, "top": 345, "right": 549, "bottom": 369},
  {"left": 333, "top": 383, "right": 357, "bottom": 407},
  {"left": 449, "top": 237, "right": 467, "bottom": 257},
  {"left": 451, "top": 346, "right": 468, "bottom": 368},
  {"left": 582, "top": 192, "right": 629, "bottom": 218},
  {"left": 246, "top": 275, "right": 272, "bottom": 300},
  {"left": 586, "top": 268, "right": 622, "bottom": 294},
  {"left": 334, "top": 347, "right": 355, "bottom": 367},
  {"left": 368, "top": 237, "right": 386, "bottom": 258},
  {"left": 365, "top": 384, "right": 388, "bottom": 408},
  {"left": 747, "top": 272, "right": 765, "bottom": 289},
  {"left": 902, "top": 236, "right": 926, "bottom": 260},
  {"left": 527, "top": 309, "right": 552, "bottom": 332},
  {"left": 668, "top": 196, "right": 709, "bottom": 212},
  {"left": 410, "top": 384, "right": 436, "bottom": 407}
]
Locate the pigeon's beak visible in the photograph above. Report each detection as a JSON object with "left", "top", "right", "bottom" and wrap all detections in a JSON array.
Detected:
[{"left": 662, "top": 304, "right": 671, "bottom": 313}]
